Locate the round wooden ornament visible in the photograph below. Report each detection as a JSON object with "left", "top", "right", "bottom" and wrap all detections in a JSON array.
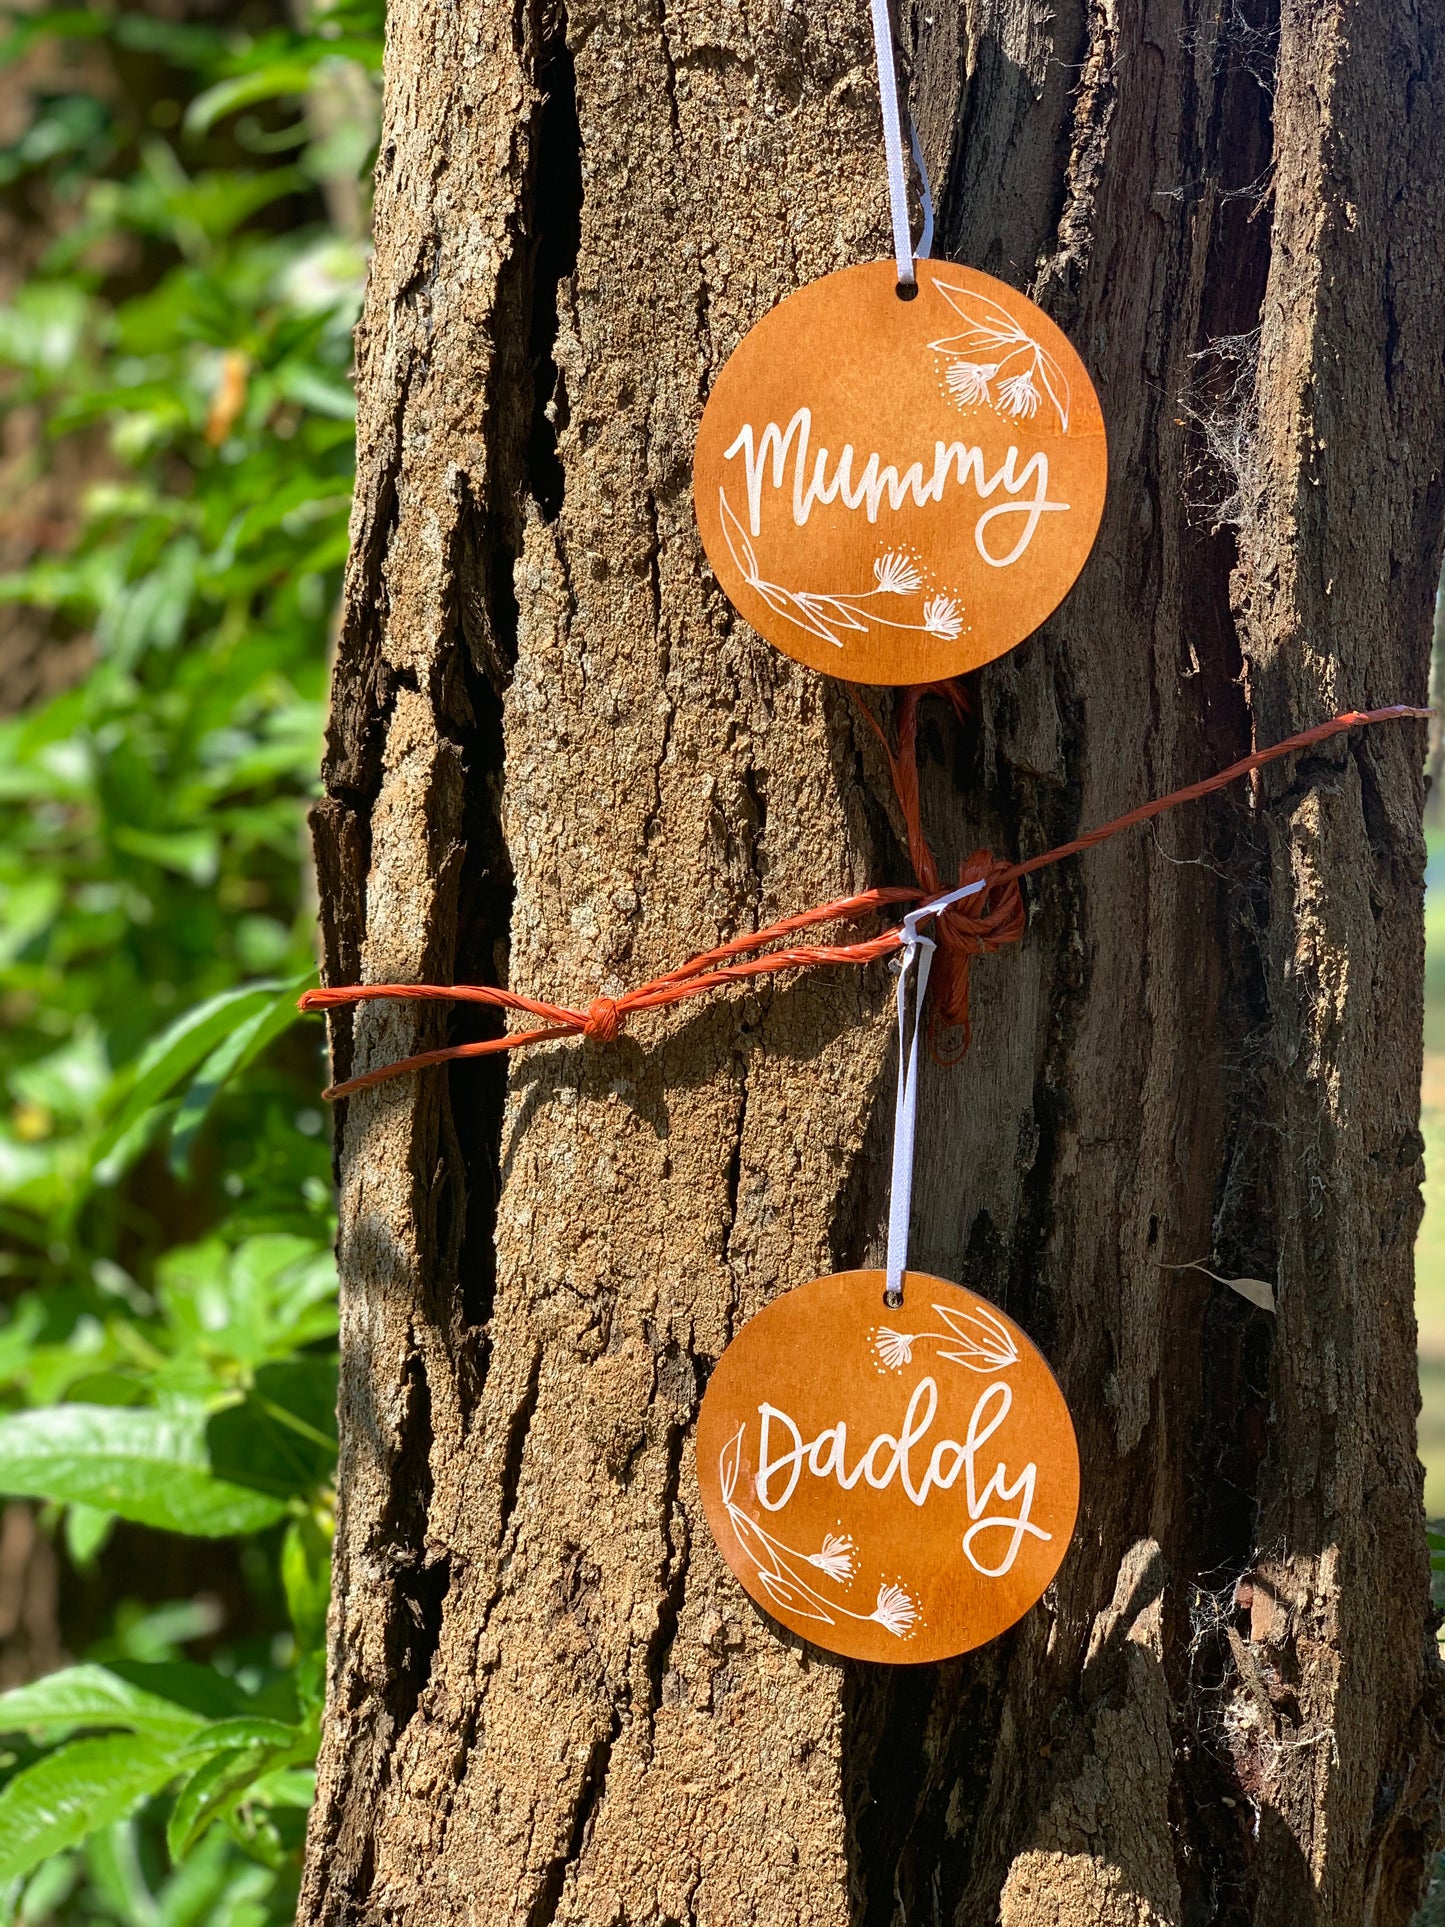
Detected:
[
  {"left": 693, "top": 259, "right": 1107, "bottom": 685},
  {"left": 696, "top": 1269, "right": 1079, "bottom": 1663}
]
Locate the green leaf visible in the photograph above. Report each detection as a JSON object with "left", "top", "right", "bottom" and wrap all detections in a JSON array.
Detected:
[
  {"left": 0, "top": 1734, "right": 179, "bottom": 1884},
  {"left": 75, "top": 1823, "right": 155, "bottom": 1927},
  {"left": 62, "top": 1503, "right": 114, "bottom": 1568},
  {"left": 282, "top": 1513, "right": 332, "bottom": 1655},
  {"left": 155, "top": 1233, "right": 337, "bottom": 1364},
  {"left": 0, "top": 284, "right": 90, "bottom": 376},
  {"left": 109, "top": 826, "right": 219, "bottom": 885},
  {"left": 0, "top": 1406, "right": 289, "bottom": 1536},
  {"left": 182, "top": 1717, "right": 298, "bottom": 1757},
  {"left": 164, "top": 1706, "right": 313, "bottom": 1860},
  {"left": 246, "top": 1764, "right": 316, "bottom": 1808},
  {"left": 205, "top": 1362, "right": 336, "bottom": 1501},
  {"left": 15, "top": 1849, "right": 79, "bottom": 1921},
  {"left": 62, "top": 1371, "right": 148, "bottom": 1408},
  {"left": 274, "top": 361, "right": 355, "bottom": 420},
  {"left": 168, "top": 974, "right": 309, "bottom": 1174},
  {"left": 103, "top": 1661, "right": 251, "bottom": 1723},
  {"left": 185, "top": 65, "right": 317, "bottom": 135},
  {"left": 90, "top": 981, "right": 292, "bottom": 1179},
  {"left": 0, "top": 1303, "right": 44, "bottom": 1385},
  {"left": 0, "top": 1665, "right": 207, "bottom": 1743},
  {"left": 96, "top": 534, "right": 198, "bottom": 669},
  {"left": 166, "top": 1741, "right": 289, "bottom": 1862}
]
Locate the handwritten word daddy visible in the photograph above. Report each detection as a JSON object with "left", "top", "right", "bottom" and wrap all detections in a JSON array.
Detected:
[
  {"left": 754, "top": 1378, "right": 1051, "bottom": 1579},
  {"left": 724, "top": 408, "right": 1069, "bottom": 569}
]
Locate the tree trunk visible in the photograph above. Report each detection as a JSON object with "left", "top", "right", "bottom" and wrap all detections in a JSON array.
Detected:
[{"left": 300, "top": 0, "right": 1445, "bottom": 1921}]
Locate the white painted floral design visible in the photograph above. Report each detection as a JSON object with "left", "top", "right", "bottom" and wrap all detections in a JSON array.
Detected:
[
  {"left": 922, "top": 595, "right": 963, "bottom": 640},
  {"left": 873, "top": 550, "right": 923, "bottom": 595},
  {"left": 717, "top": 1428, "right": 920, "bottom": 1640},
  {"left": 996, "top": 369, "right": 1041, "bottom": 420},
  {"left": 718, "top": 495, "right": 967, "bottom": 654},
  {"left": 872, "top": 1327, "right": 914, "bottom": 1371},
  {"left": 870, "top": 1582, "right": 919, "bottom": 1637},
  {"left": 807, "top": 1532, "right": 857, "bottom": 1582},
  {"left": 944, "top": 359, "right": 999, "bottom": 405},
  {"left": 929, "top": 282, "right": 1071, "bottom": 434},
  {"left": 870, "top": 1299, "right": 1019, "bottom": 1376}
]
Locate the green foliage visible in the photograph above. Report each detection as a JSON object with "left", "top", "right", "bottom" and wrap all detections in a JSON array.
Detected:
[
  {"left": 0, "top": 1408, "right": 291, "bottom": 1539},
  {"left": 0, "top": 0, "right": 379, "bottom": 1915},
  {"left": 1428, "top": 1525, "right": 1445, "bottom": 1602},
  {"left": 0, "top": 1736, "right": 184, "bottom": 1886}
]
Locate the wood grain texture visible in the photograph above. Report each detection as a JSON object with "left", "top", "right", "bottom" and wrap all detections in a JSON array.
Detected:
[
  {"left": 693, "top": 1268, "right": 1080, "bottom": 1663},
  {"left": 300, "top": 0, "right": 1445, "bottom": 1921},
  {"left": 690, "top": 258, "right": 1108, "bottom": 684}
]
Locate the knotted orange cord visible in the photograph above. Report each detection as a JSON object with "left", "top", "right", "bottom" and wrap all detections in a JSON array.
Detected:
[{"left": 300, "top": 704, "right": 1426, "bottom": 1100}]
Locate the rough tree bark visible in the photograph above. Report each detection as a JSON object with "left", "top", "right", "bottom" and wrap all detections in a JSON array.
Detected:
[{"left": 300, "top": 0, "right": 1445, "bottom": 1921}]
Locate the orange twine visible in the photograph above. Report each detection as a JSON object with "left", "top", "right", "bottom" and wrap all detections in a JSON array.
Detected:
[
  {"left": 300, "top": 704, "right": 1427, "bottom": 1101},
  {"left": 857, "top": 679, "right": 1025, "bottom": 1056}
]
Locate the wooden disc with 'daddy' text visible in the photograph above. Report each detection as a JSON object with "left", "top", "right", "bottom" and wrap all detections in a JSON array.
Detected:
[
  {"left": 697, "top": 1270, "right": 1079, "bottom": 1663},
  {"left": 694, "top": 260, "right": 1107, "bottom": 685}
]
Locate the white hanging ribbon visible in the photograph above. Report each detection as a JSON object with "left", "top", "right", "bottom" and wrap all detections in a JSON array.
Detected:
[
  {"left": 869, "top": 0, "right": 932, "bottom": 286},
  {"left": 884, "top": 880, "right": 985, "bottom": 1306}
]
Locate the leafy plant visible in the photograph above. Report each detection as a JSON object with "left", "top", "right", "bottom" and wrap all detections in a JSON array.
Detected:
[{"left": 0, "top": 0, "right": 379, "bottom": 1916}]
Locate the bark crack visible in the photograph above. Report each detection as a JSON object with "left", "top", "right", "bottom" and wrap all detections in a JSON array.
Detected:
[
  {"left": 525, "top": 17, "right": 583, "bottom": 523},
  {"left": 653, "top": 0, "right": 684, "bottom": 150},
  {"left": 497, "top": 1346, "right": 544, "bottom": 1547},
  {"left": 1036, "top": 0, "right": 1119, "bottom": 317},
  {"left": 641, "top": 1413, "right": 690, "bottom": 1740},
  {"left": 526, "top": 1714, "right": 621, "bottom": 1927},
  {"left": 376, "top": 1347, "right": 449, "bottom": 1747}
]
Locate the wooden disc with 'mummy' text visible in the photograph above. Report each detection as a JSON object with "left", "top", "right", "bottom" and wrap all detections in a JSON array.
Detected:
[
  {"left": 693, "top": 260, "right": 1107, "bottom": 685},
  {"left": 696, "top": 1270, "right": 1079, "bottom": 1663}
]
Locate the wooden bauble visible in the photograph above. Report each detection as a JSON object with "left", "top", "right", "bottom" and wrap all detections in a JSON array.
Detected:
[
  {"left": 696, "top": 1270, "right": 1079, "bottom": 1663},
  {"left": 693, "top": 260, "right": 1107, "bottom": 686}
]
